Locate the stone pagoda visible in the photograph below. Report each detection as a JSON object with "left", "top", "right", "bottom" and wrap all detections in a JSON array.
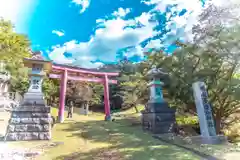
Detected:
[
  {"left": 141, "top": 67, "right": 176, "bottom": 134},
  {"left": 6, "top": 52, "right": 53, "bottom": 141}
]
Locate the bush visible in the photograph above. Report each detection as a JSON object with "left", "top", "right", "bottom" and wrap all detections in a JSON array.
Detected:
[
  {"left": 176, "top": 116, "right": 199, "bottom": 125},
  {"left": 224, "top": 123, "right": 240, "bottom": 143}
]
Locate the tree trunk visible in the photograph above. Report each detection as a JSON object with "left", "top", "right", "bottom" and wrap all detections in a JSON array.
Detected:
[
  {"left": 134, "top": 104, "right": 139, "bottom": 113},
  {"left": 215, "top": 112, "right": 222, "bottom": 134}
]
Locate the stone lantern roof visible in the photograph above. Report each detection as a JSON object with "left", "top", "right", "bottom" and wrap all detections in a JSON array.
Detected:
[
  {"left": 146, "top": 66, "right": 168, "bottom": 80},
  {"left": 23, "top": 51, "right": 52, "bottom": 72},
  {"left": 31, "top": 51, "right": 45, "bottom": 60}
]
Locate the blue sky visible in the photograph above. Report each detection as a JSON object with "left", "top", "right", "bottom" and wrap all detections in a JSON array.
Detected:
[{"left": 0, "top": 0, "right": 213, "bottom": 68}]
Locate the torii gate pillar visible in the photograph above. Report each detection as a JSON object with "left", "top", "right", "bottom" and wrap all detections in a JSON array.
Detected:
[
  {"left": 58, "top": 69, "right": 68, "bottom": 123},
  {"left": 103, "top": 75, "right": 111, "bottom": 121}
]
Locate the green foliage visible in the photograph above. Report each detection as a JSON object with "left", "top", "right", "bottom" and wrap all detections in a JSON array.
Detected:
[
  {"left": 42, "top": 78, "right": 59, "bottom": 101},
  {"left": 0, "top": 18, "right": 31, "bottom": 94},
  {"left": 144, "top": 5, "right": 240, "bottom": 133},
  {"left": 89, "top": 83, "right": 103, "bottom": 106},
  {"left": 116, "top": 62, "right": 149, "bottom": 112},
  {"left": 176, "top": 116, "right": 199, "bottom": 126},
  {"left": 0, "top": 18, "right": 30, "bottom": 61},
  {"left": 146, "top": 40, "right": 240, "bottom": 132},
  {"left": 65, "top": 81, "right": 103, "bottom": 106},
  {"left": 107, "top": 4, "right": 240, "bottom": 136}
]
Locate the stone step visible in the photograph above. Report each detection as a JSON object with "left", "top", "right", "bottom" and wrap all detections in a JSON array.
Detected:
[
  {"left": 142, "top": 113, "right": 176, "bottom": 122},
  {"left": 145, "top": 102, "right": 176, "bottom": 113},
  {"left": 8, "top": 124, "right": 50, "bottom": 132},
  {"left": 11, "top": 112, "right": 51, "bottom": 118},
  {"left": 5, "top": 131, "right": 51, "bottom": 141},
  {"left": 11, "top": 106, "right": 50, "bottom": 112},
  {"left": 9, "top": 117, "right": 52, "bottom": 124}
]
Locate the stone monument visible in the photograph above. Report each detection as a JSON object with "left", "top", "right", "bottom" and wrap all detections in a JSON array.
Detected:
[
  {"left": 141, "top": 67, "right": 176, "bottom": 134},
  {"left": 192, "top": 81, "right": 227, "bottom": 144},
  {"left": 5, "top": 52, "right": 53, "bottom": 141},
  {"left": 79, "top": 101, "right": 89, "bottom": 115}
]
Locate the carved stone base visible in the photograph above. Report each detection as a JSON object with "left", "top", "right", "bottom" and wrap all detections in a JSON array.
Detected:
[
  {"left": 141, "top": 102, "right": 176, "bottom": 134},
  {"left": 6, "top": 111, "right": 52, "bottom": 141},
  {"left": 6, "top": 132, "right": 51, "bottom": 141},
  {"left": 5, "top": 92, "right": 52, "bottom": 141},
  {"left": 21, "top": 92, "right": 46, "bottom": 106}
]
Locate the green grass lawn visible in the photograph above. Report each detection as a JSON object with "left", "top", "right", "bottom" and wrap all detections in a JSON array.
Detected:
[{"left": 7, "top": 107, "right": 204, "bottom": 160}]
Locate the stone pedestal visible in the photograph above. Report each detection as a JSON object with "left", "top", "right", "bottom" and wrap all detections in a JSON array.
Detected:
[
  {"left": 6, "top": 108, "right": 51, "bottom": 140},
  {"left": 79, "top": 102, "right": 89, "bottom": 115},
  {"left": 142, "top": 102, "right": 176, "bottom": 134},
  {"left": 6, "top": 90, "right": 52, "bottom": 141}
]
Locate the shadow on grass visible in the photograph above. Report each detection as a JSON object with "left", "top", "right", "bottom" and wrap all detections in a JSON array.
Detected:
[{"left": 53, "top": 119, "right": 201, "bottom": 160}]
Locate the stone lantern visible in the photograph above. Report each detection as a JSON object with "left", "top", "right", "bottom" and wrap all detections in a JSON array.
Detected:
[
  {"left": 21, "top": 52, "right": 52, "bottom": 106},
  {"left": 6, "top": 52, "right": 53, "bottom": 141},
  {"left": 141, "top": 67, "right": 176, "bottom": 134},
  {"left": 147, "top": 67, "right": 167, "bottom": 103}
]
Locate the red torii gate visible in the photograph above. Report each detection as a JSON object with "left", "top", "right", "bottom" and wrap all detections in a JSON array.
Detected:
[{"left": 49, "top": 63, "right": 119, "bottom": 122}]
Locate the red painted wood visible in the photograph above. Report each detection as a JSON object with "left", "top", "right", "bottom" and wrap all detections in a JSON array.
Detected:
[
  {"left": 52, "top": 65, "right": 119, "bottom": 76},
  {"left": 49, "top": 73, "right": 117, "bottom": 84},
  {"left": 103, "top": 74, "right": 111, "bottom": 120},
  {"left": 58, "top": 70, "right": 67, "bottom": 123}
]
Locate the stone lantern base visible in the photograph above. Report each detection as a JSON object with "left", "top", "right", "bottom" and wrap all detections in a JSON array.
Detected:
[
  {"left": 5, "top": 92, "right": 52, "bottom": 141},
  {"left": 141, "top": 101, "right": 177, "bottom": 134}
]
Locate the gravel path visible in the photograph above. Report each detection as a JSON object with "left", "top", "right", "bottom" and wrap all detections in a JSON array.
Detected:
[
  {"left": 0, "top": 142, "right": 41, "bottom": 160},
  {"left": 222, "top": 152, "right": 240, "bottom": 160}
]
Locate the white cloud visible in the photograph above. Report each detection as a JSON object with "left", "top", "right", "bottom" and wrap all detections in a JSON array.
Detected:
[
  {"left": 145, "top": 39, "right": 163, "bottom": 50},
  {"left": 126, "top": 45, "right": 145, "bottom": 58},
  {"left": 0, "top": 0, "right": 35, "bottom": 31},
  {"left": 112, "top": 8, "right": 131, "bottom": 18},
  {"left": 50, "top": 0, "right": 240, "bottom": 68},
  {"left": 72, "top": 0, "right": 90, "bottom": 13},
  {"left": 142, "top": 0, "right": 240, "bottom": 44},
  {"left": 71, "top": 13, "right": 157, "bottom": 61},
  {"left": 48, "top": 44, "right": 74, "bottom": 64},
  {"left": 52, "top": 30, "right": 65, "bottom": 37},
  {"left": 144, "top": 0, "right": 204, "bottom": 43},
  {"left": 49, "top": 11, "right": 158, "bottom": 68}
]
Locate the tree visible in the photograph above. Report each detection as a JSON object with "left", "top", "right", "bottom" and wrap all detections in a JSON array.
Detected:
[
  {"left": 42, "top": 78, "right": 59, "bottom": 105},
  {"left": 115, "top": 60, "right": 150, "bottom": 112},
  {"left": 145, "top": 3, "right": 240, "bottom": 133},
  {"left": 120, "top": 78, "right": 148, "bottom": 112},
  {"left": 65, "top": 79, "right": 103, "bottom": 110},
  {"left": 190, "top": 3, "right": 240, "bottom": 133},
  {"left": 0, "top": 18, "right": 31, "bottom": 94}
]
